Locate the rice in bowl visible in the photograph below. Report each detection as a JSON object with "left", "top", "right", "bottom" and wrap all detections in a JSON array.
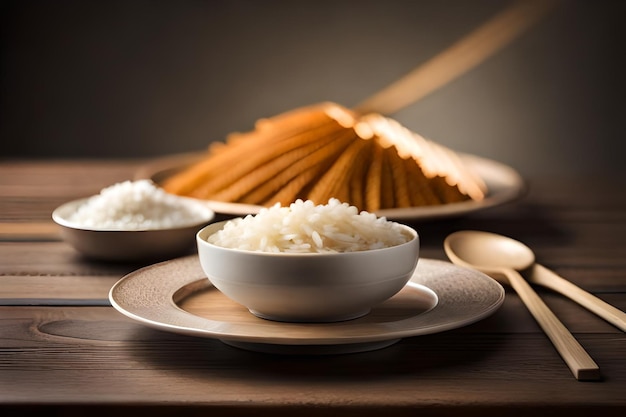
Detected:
[
  {"left": 67, "top": 180, "right": 212, "bottom": 230},
  {"left": 207, "top": 199, "right": 411, "bottom": 253},
  {"left": 196, "top": 202, "right": 420, "bottom": 322}
]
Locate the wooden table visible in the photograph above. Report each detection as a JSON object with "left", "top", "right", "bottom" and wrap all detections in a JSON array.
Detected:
[{"left": 1, "top": 159, "right": 625, "bottom": 416}]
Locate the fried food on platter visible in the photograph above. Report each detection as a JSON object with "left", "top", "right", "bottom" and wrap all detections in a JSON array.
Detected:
[{"left": 161, "top": 102, "right": 487, "bottom": 211}]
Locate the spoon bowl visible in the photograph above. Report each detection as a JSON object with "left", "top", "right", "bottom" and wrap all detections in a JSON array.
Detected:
[{"left": 444, "top": 230, "right": 535, "bottom": 275}]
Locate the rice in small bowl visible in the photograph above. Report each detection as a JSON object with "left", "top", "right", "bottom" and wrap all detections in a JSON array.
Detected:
[
  {"left": 196, "top": 199, "right": 419, "bottom": 322},
  {"left": 53, "top": 180, "right": 215, "bottom": 262}
]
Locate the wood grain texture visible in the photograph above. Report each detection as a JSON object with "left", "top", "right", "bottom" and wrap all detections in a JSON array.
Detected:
[
  {"left": 0, "top": 222, "right": 60, "bottom": 241},
  {"left": 0, "top": 160, "right": 625, "bottom": 416},
  {"left": 1, "top": 308, "right": 624, "bottom": 406}
]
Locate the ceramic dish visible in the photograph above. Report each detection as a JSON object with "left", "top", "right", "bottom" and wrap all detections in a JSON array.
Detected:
[
  {"left": 52, "top": 197, "right": 215, "bottom": 262},
  {"left": 196, "top": 220, "right": 420, "bottom": 322},
  {"left": 109, "top": 256, "right": 505, "bottom": 354},
  {"left": 134, "top": 152, "right": 526, "bottom": 220}
]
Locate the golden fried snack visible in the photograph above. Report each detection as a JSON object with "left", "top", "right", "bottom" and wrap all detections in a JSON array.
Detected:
[
  {"left": 402, "top": 159, "right": 430, "bottom": 206},
  {"left": 161, "top": 102, "right": 487, "bottom": 211},
  {"left": 205, "top": 120, "right": 346, "bottom": 201},
  {"left": 346, "top": 140, "right": 373, "bottom": 211},
  {"left": 306, "top": 135, "right": 368, "bottom": 204},
  {"left": 386, "top": 148, "right": 411, "bottom": 208},
  {"left": 189, "top": 118, "right": 343, "bottom": 199},
  {"left": 265, "top": 165, "right": 321, "bottom": 207},
  {"left": 364, "top": 144, "right": 384, "bottom": 212},
  {"left": 242, "top": 128, "right": 356, "bottom": 204},
  {"left": 161, "top": 103, "right": 338, "bottom": 196}
]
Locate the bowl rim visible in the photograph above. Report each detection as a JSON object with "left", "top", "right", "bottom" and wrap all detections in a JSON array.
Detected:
[
  {"left": 52, "top": 197, "right": 216, "bottom": 232},
  {"left": 197, "top": 219, "right": 419, "bottom": 257}
]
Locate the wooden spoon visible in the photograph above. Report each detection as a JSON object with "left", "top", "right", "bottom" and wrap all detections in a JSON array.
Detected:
[
  {"left": 445, "top": 230, "right": 626, "bottom": 331},
  {"left": 444, "top": 230, "right": 601, "bottom": 381}
]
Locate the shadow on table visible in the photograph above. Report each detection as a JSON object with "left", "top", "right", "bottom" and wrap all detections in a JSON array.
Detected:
[{"left": 128, "top": 312, "right": 511, "bottom": 383}]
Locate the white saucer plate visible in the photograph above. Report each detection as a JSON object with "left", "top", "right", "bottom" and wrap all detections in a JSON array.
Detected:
[{"left": 109, "top": 257, "right": 505, "bottom": 354}]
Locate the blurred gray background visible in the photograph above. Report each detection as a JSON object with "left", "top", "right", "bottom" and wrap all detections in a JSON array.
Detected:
[{"left": 1, "top": 0, "right": 624, "bottom": 178}]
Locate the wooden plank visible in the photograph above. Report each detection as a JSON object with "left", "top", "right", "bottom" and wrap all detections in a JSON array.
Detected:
[
  {"left": 0, "top": 270, "right": 624, "bottom": 334},
  {"left": 0, "top": 160, "right": 142, "bottom": 189},
  {"left": 0, "top": 160, "right": 144, "bottom": 224},
  {"left": 0, "top": 275, "right": 120, "bottom": 302},
  {"left": 0, "top": 242, "right": 623, "bottom": 298},
  {"left": 0, "top": 162, "right": 624, "bottom": 415},
  {"left": 1, "top": 404, "right": 623, "bottom": 417},
  {"left": 0, "top": 222, "right": 61, "bottom": 241},
  {"left": 0, "top": 242, "right": 164, "bottom": 276},
  {"left": 0, "top": 307, "right": 624, "bottom": 413}
]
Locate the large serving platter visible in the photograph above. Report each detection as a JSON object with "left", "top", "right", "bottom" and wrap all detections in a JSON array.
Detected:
[
  {"left": 135, "top": 152, "right": 526, "bottom": 221},
  {"left": 109, "top": 256, "right": 505, "bottom": 354}
]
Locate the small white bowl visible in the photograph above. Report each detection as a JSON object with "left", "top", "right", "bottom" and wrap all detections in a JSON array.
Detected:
[
  {"left": 53, "top": 197, "right": 215, "bottom": 262},
  {"left": 196, "top": 220, "right": 420, "bottom": 322}
]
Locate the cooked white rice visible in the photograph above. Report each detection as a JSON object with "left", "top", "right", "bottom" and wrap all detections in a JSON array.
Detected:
[
  {"left": 69, "top": 180, "right": 210, "bottom": 230},
  {"left": 208, "top": 199, "right": 411, "bottom": 253}
]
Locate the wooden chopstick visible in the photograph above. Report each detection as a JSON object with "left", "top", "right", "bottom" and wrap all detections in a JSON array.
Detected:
[
  {"left": 527, "top": 263, "right": 626, "bottom": 332},
  {"left": 353, "top": 0, "right": 560, "bottom": 115}
]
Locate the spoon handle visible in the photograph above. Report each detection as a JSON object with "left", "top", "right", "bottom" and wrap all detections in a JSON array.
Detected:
[
  {"left": 526, "top": 264, "right": 626, "bottom": 332},
  {"left": 503, "top": 269, "right": 601, "bottom": 381},
  {"left": 352, "top": 0, "right": 558, "bottom": 115}
]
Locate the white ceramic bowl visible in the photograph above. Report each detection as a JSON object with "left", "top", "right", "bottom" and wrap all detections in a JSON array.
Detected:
[
  {"left": 196, "top": 220, "right": 420, "bottom": 322},
  {"left": 53, "top": 197, "right": 215, "bottom": 262}
]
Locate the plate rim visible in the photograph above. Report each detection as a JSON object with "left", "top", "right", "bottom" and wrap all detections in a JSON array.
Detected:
[
  {"left": 134, "top": 152, "right": 527, "bottom": 220},
  {"left": 109, "top": 256, "right": 505, "bottom": 347}
]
